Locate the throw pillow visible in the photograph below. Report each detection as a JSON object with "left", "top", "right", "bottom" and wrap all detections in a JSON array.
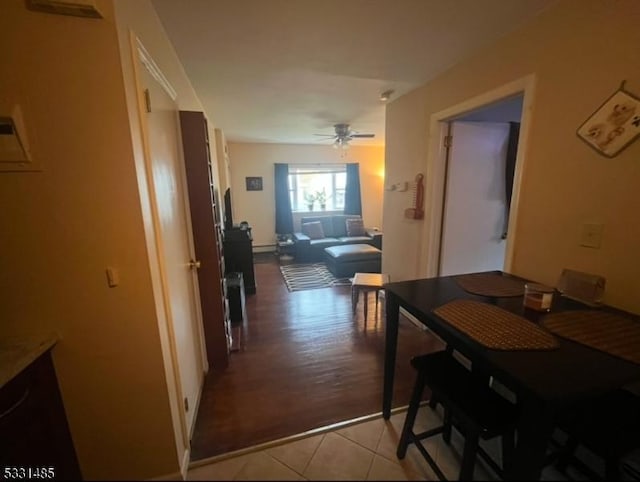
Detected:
[
  {"left": 301, "top": 221, "right": 325, "bottom": 240},
  {"left": 346, "top": 218, "right": 366, "bottom": 237}
]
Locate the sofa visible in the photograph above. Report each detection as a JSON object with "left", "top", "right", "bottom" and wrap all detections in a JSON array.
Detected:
[{"left": 292, "top": 214, "right": 382, "bottom": 262}]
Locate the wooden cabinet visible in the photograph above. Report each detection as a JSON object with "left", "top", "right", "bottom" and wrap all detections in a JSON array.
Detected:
[
  {"left": 0, "top": 349, "right": 81, "bottom": 480},
  {"left": 179, "top": 111, "right": 230, "bottom": 370}
]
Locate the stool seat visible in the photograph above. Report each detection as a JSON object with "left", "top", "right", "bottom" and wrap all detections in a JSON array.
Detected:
[
  {"left": 397, "top": 351, "right": 517, "bottom": 480},
  {"left": 351, "top": 272, "right": 389, "bottom": 321},
  {"left": 554, "top": 388, "right": 640, "bottom": 479}
]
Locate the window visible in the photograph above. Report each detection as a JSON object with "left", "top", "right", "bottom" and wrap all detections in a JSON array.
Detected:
[{"left": 288, "top": 164, "right": 346, "bottom": 212}]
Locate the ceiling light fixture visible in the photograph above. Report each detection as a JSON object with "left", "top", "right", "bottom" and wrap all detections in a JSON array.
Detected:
[
  {"left": 380, "top": 89, "right": 395, "bottom": 102},
  {"left": 333, "top": 137, "right": 350, "bottom": 150}
]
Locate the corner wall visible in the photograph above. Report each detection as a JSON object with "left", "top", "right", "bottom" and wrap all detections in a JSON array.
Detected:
[
  {"left": 227, "top": 143, "right": 385, "bottom": 249},
  {"left": 0, "top": 0, "right": 178, "bottom": 479},
  {"left": 384, "top": 0, "right": 640, "bottom": 313}
]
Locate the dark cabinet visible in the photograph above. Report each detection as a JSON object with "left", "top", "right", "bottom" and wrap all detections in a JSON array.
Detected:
[
  {"left": 0, "top": 349, "right": 81, "bottom": 480},
  {"left": 224, "top": 227, "right": 256, "bottom": 294},
  {"left": 179, "top": 111, "right": 230, "bottom": 369}
]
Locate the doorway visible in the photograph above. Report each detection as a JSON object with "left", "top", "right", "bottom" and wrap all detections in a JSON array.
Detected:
[
  {"left": 132, "top": 39, "right": 206, "bottom": 454},
  {"left": 422, "top": 75, "right": 535, "bottom": 278},
  {"left": 439, "top": 95, "right": 523, "bottom": 275}
]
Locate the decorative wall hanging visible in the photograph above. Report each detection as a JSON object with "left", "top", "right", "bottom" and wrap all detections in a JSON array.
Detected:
[
  {"left": 404, "top": 173, "right": 424, "bottom": 220},
  {"left": 577, "top": 81, "right": 640, "bottom": 158},
  {"left": 245, "top": 176, "right": 263, "bottom": 191}
]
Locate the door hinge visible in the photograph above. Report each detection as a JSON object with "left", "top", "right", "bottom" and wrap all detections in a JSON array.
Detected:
[
  {"left": 144, "top": 89, "right": 152, "bottom": 113},
  {"left": 444, "top": 135, "right": 453, "bottom": 148}
]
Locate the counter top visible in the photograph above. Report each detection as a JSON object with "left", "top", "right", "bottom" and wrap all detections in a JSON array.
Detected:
[{"left": 0, "top": 333, "right": 59, "bottom": 388}]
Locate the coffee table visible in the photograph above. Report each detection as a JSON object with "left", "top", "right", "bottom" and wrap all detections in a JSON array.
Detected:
[{"left": 351, "top": 272, "right": 390, "bottom": 321}]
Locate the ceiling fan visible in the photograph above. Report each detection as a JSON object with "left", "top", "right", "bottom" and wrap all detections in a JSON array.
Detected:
[{"left": 314, "top": 123, "right": 375, "bottom": 149}]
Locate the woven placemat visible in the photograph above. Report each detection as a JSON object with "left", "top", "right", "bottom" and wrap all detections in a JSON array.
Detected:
[
  {"left": 455, "top": 273, "right": 525, "bottom": 297},
  {"left": 433, "top": 299, "right": 558, "bottom": 350},
  {"left": 542, "top": 311, "right": 640, "bottom": 365}
]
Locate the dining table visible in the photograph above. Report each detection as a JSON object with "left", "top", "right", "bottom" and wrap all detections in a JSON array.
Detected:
[{"left": 383, "top": 270, "right": 640, "bottom": 480}]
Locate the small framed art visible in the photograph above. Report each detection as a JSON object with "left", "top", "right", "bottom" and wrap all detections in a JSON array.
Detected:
[
  {"left": 245, "top": 176, "right": 263, "bottom": 191},
  {"left": 577, "top": 84, "right": 640, "bottom": 158}
]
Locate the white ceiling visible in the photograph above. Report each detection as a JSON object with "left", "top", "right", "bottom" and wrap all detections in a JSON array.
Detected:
[{"left": 152, "top": 0, "right": 554, "bottom": 146}]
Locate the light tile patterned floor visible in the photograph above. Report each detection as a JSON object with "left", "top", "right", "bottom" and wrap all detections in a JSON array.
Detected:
[{"left": 187, "top": 405, "right": 588, "bottom": 481}]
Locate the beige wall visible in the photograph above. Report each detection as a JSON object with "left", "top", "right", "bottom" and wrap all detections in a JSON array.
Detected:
[
  {"left": 0, "top": 0, "right": 212, "bottom": 479},
  {"left": 384, "top": 0, "right": 640, "bottom": 312},
  {"left": 227, "top": 143, "right": 385, "bottom": 249}
]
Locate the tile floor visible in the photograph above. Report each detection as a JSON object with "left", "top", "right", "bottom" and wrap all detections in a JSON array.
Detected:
[{"left": 187, "top": 405, "right": 591, "bottom": 481}]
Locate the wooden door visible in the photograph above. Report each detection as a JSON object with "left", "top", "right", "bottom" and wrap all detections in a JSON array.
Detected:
[
  {"left": 139, "top": 66, "right": 204, "bottom": 433},
  {"left": 440, "top": 121, "right": 510, "bottom": 276},
  {"left": 179, "top": 111, "right": 229, "bottom": 370}
]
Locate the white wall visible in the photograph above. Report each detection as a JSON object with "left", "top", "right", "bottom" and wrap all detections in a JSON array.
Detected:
[
  {"left": 227, "top": 143, "right": 385, "bottom": 249},
  {"left": 384, "top": 0, "right": 640, "bottom": 313}
]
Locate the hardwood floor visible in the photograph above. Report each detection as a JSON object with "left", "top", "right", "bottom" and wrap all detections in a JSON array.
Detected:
[{"left": 190, "top": 255, "right": 444, "bottom": 461}]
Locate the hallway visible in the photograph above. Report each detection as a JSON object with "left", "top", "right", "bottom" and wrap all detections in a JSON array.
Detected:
[{"left": 190, "top": 255, "right": 443, "bottom": 461}]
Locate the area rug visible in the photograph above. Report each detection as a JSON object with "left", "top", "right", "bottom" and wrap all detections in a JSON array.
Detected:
[{"left": 280, "top": 263, "right": 352, "bottom": 292}]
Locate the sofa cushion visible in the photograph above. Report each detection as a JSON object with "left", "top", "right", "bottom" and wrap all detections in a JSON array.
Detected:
[
  {"left": 346, "top": 218, "right": 366, "bottom": 237},
  {"left": 309, "top": 238, "right": 341, "bottom": 248},
  {"left": 301, "top": 216, "right": 334, "bottom": 237},
  {"left": 331, "top": 215, "right": 362, "bottom": 237},
  {"left": 339, "top": 236, "right": 372, "bottom": 244},
  {"left": 301, "top": 221, "right": 325, "bottom": 240}
]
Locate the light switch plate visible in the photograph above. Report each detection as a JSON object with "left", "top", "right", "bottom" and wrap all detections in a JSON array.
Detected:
[{"left": 580, "top": 223, "right": 604, "bottom": 248}]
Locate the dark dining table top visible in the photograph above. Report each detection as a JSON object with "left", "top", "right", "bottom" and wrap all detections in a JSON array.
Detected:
[{"left": 384, "top": 272, "right": 640, "bottom": 408}]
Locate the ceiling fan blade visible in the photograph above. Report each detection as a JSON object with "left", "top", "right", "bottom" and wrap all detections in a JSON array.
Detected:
[
  {"left": 313, "top": 134, "right": 337, "bottom": 137},
  {"left": 350, "top": 133, "right": 375, "bottom": 138}
]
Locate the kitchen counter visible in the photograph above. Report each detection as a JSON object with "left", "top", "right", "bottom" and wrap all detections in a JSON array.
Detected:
[
  {"left": 0, "top": 332, "right": 59, "bottom": 388},
  {"left": 0, "top": 331, "right": 80, "bottom": 478}
]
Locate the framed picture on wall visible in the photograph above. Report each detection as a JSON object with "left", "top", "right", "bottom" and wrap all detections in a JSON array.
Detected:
[
  {"left": 245, "top": 176, "right": 263, "bottom": 191},
  {"left": 577, "top": 85, "right": 640, "bottom": 158}
]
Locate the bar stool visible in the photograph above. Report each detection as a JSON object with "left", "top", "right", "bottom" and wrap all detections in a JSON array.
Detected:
[
  {"left": 553, "top": 388, "right": 640, "bottom": 480},
  {"left": 397, "top": 351, "right": 517, "bottom": 480}
]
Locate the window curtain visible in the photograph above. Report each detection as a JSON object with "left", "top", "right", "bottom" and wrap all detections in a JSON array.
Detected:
[
  {"left": 344, "top": 163, "right": 362, "bottom": 216},
  {"left": 274, "top": 163, "right": 293, "bottom": 235},
  {"left": 502, "top": 122, "right": 520, "bottom": 239}
]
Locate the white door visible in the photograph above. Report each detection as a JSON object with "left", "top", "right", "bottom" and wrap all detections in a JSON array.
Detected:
[
  {"left": 439, "top": 121, "right": 510, "bottom": 276},
  {"left": 139, "top": 63, "right": 203, "bottom": 433}
]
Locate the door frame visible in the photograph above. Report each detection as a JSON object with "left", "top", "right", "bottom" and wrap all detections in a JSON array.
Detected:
[
  {"left": 421, "top": 74, "right": 536, "bottom": 277},
  {"left": 129, "top": 33, "right": 206, "bottom": 474}
]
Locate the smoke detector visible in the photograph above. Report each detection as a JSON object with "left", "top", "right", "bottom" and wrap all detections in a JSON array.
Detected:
[{"left": 380, "top": 90, "right": 395, "bottom": 102}]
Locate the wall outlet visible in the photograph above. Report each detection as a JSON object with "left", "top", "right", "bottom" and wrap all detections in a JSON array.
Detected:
[{"left": 580, "top": 223, "right": 604, "bottom": 249}]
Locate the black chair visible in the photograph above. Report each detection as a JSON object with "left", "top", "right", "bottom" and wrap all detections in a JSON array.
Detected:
[
  {"left": 554, "top": 388, "right": 640, "bottom": 480},
  {"left": 397, "top": 350, "right": 517, "bottom": 481}
]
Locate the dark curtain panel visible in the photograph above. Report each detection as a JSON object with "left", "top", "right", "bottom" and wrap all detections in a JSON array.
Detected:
[
  {"left": 274, "top": 163, "right": 293, "bottom": 235},
  {"left": 344, "top": 163, "right": 362, "bottom": 215},
  {"left": 502, "top": 122, "right": 520, "bottom": 239}
]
